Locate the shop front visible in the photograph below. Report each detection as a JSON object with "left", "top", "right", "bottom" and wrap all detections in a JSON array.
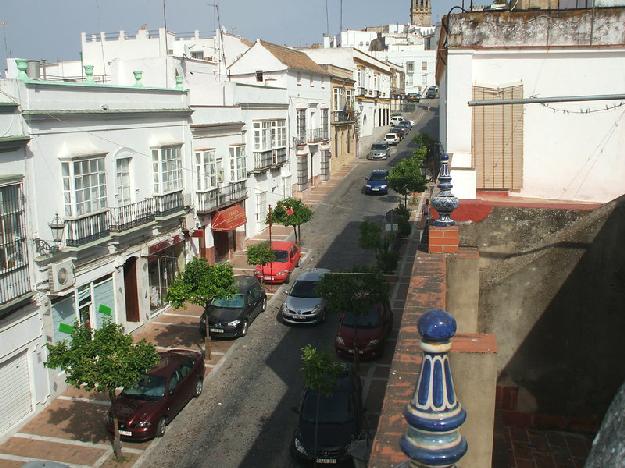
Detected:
[
  {"left": 211, "top": 203, "right": 247, "bottom": 263},
  {"left": 147, "top": 236, "right": 186, "bottom": 314}
]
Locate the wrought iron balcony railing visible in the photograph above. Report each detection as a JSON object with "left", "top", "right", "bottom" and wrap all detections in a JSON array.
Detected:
[
  {"left": 196, "top": 181, "right": 247, "bottom": 214},
  {"left": 0, "top": 244, "right": 31, "bottom": 305},
  {"left": 154, "top": 190, "right": 184, "bottom": 217},
  {"left": 253, "top": 150, "right": 273, "bottom": 172},
  {"left": 295, "top": 133, "right": 307, "bottom": 146},
  {"left": 332, "top": 110, "right": 354, "bottom": 123},
  {"left": 308, "top": 128, "right": 329, "bottom": 143},
  {"left": 108, "top": 198, "right": 156, "bottom": 232},
  {"left": 272, "top": 148, "right": 287, "bottom": 166},
  {"left": 65, "top": 211, "right": 110, "bottom": 247}
]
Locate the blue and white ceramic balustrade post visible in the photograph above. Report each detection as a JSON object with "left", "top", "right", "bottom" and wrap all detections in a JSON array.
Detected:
[
  {"left": 400, "top": 309, "right": 467, "bottom": 467},
  {"left": 431, "top": 153, "right": 459, "bottom": 227}
]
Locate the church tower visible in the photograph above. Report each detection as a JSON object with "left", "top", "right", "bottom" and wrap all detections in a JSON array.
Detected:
[{"left": 411, "top": 0, "right": 432, "bottom": 26}]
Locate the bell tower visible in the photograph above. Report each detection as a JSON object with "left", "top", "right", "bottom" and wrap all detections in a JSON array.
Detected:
[{"left": 411, "top": 0, "right": 432, "bottom": 26}]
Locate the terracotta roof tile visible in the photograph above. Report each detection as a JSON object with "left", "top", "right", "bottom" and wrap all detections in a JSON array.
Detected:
[{"left": 260, "top": 40, "right": 330, "bottom": 76}]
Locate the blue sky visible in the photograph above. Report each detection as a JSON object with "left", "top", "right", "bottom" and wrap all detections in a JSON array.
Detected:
[{"left": 0, "top": 0, "right": 461, "bottom": 68}]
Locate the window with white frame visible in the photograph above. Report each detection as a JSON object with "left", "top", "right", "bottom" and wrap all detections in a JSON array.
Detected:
[
  {"left": 270, "top": 120, "right": 287, "bottom": 148},
  {"left": 0, "top": 183, "right": 26, "bottom": 274},
  {"left": 195, "top": 149, "right": 217, "bottom": 190},
  {"left": 229, "top": 145, "right": 247, "bottom": 181},
  {"left": 253, "top": 121, "right": 272, "bottom": 152},
  {"left": 255, "top": 191, "right": 267, "bottom": 224},
  {"left": 357, "top": 68, "right": 364, "bottom": 88},
  {"left": 406, "top": 62, "right": 415, "bottom": 74},
  {"left": 297, "top": 109, "right": 306, "bottom": 140},
  {"left": 115, "top": 158, "right": 132, "bottom": 206},
  {"left": 346, "top": 88, "right": 353, "bottom": 107},
  {"left": 321, "top": 109, "right": 329, "bottom": 135},
  {"left": 422, "top": 61, "right": 427, "bottom": 71},
  {"left": 62, "top": 156, "right": 107, "bottom": 217},
  {"left": 152, "top": 146, "right": 183, "bottom": 194}
]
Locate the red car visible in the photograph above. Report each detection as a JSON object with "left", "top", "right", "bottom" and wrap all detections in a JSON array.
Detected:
[
  {"left": 254, "top": 241, "right": 301, "bottom": 284},
  {"left": 107, "top": 350, "right": 204, "bottom": 441},
  {"left": 335, "top": 302, "right": 393, "bottom": 360}
]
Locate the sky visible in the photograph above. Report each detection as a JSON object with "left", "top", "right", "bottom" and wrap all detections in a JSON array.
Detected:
[{"left": 0, "top": 0, "right": 461, "bottom": 68}]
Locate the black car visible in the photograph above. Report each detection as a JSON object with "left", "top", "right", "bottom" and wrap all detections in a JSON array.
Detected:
[
  {"left": 199, "top": 276, "right": 267, "bottom": 338},
  {"left": 291, "top": 366, "right": 364, "bottom": 464},
  {"left": 390, "top": 126, "right": 406, "bottom": 139},
  {"left": 397, "top": 120, "right": 412, "bottom": 130}
]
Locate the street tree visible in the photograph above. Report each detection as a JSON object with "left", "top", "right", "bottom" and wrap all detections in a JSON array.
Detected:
[
  {"left": 359, "top": 220, "right": 399, "bottom": 273},
  {"left": 166, "top": 258, "right": 236, "bottom": 357},
  {"left": 387, "top": 155, "right": 427, "bottom": 207},
  {"left": 268, "top": 197, "right": 313, "bottom": 244},
  {"left": 45, "top": 322, "right": 160, "bottom": 459},
  {"left": 246, "top": 241, "right": 276, "bottom": 286}
]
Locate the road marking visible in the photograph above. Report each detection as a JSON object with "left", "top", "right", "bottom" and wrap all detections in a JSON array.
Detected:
[
  {"left": 0, "top": 453, "right": 91, "bottom": 468},
  {"left": 154, "top": 322, "right": 197, "bottom": 329},
  {"left": 57, "top": 395, "right": 110, "bottom": 406},
  {"left": 93, "top": 448, "right": 113, "bottom": 468}
]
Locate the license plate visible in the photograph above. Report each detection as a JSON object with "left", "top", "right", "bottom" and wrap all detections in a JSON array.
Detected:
[
  {"left": 372, "top": 187, "right": 380, "bottom": 191},
  {"left": 264, "top": 276, "right": 274, "bottom": 280},
  {"left": 119, "top": 430, "right": 132, "bottom": 436},
  {"left": 316, "top": 459, "right": 337, "bottom": 464},
  {"left": 210, "top": 328, "right": 224, "bottom": 334}
]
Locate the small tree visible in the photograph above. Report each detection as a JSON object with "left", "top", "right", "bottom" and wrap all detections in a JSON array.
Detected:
[
  {"left": 246, "top": 241, "right": 276, "bottom": 285},
  {"left": 359, "top": 220, "right": 399, "bottom": 273},
  {"left": 166, "top": 258, "right": 236, "bottom": 357},
  {"left": 268, "top": 197, "right": 313, "bottom": 244},
  {"left": 45, "top": 322, "right": 160, "bottom": 459},
  {"left": 387, "top": 155, "right": 427, "bottom": 207}
]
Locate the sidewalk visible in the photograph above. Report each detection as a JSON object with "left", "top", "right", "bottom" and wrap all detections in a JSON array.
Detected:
[{"left": 0, "top": 158, "right": 362, "bottom": 468}]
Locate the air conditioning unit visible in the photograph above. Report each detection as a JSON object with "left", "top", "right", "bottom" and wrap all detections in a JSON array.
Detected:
[{"left": 49, "top": 259, "right": 75, "bottom": 293}]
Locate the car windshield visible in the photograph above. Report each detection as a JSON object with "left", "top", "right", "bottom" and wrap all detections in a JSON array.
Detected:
[
  {"left": 272, "top": 250, "right": 289, "bottom": 262},
  {"left": 122, "top": 375, "right": 166, "bottom": 400},
  {"left": 372, "top": 144, "right": 387, "bottom": 151},
  {"left": 386, "top": 134, "right": 397, "bottom": 138},
  {"left": 302, "top": 390, "right": 352, "bottom": 424},
  {"left": 369, "top": 172, "right": 387, "bottom": 181},
  {"left": 211, "top": 294, "right": 245, "bottom": 308},
  {"left": 342, "top": 308, "right": 382, "bottom": 329},
  {"left": 290, "top": 280, "right": 320, "bottom": 298}
]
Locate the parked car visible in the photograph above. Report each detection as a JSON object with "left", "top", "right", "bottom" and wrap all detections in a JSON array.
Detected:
[
  {"left": 390, "top": 115, "right": 404, "bottom": 126},
  {"left": 107, "top": 349, "right": 204, "bottom": 441},
  {"left": 397, "top": 120, "right": 412, "bottom": 130},
  {"left": 390, "top": 126, "right": 406, "bottom": 140},
  {"left": 367, "top": 142, "right": 391, "bottom": 160},
  {"left": 363, "top": 169, "right": 389, "bottom": 195},
  {"left": 254, "top": 240, "right": 301, "bottom": 284},
  {"left": 281, "top": 268, "right": 330, "bottom": 325},
  {"left": 335, "top": 302, "right": 393, "bottom": 360},
  {"left": 425, "top": 86, "right": 438, "bottom": 99},
  {"left": 200, "top": 275, "right": 267, "bottom": 338},
  {"left": 384, "top": 132, "right": 401, "bottom": 146},
  {"left": 406, "top": 92, "right": 421, "bottom": 102},
  {"left": 291, "top": 365, "right": 363, "bottom": 464}
]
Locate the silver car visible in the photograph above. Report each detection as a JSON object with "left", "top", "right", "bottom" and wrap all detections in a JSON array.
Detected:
[
  {"left": 281, "top": 268, "right": 330, "bottom": 324},
  {"left": 368, "top": 142, "right": 390, "bottom": 160}
]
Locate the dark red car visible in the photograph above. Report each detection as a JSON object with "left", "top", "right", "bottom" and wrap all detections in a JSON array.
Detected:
[
  {"left": 254, "top": 241, "right": 301, "bottom": 284},
  {"left": 107, "top": 349, "right": 204, "bottom": 441},
  {"left": 335, "top": 302, "right": 393, "bottom": 360}
]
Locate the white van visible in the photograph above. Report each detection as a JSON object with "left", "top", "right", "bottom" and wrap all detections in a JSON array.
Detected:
[{"left": 390, "top": 115, "right": 404, "bottom": 126}]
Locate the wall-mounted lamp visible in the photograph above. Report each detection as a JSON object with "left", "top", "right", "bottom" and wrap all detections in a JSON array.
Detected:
[{"left": 34, "top": 213, "right": 65, "bottom": 256}]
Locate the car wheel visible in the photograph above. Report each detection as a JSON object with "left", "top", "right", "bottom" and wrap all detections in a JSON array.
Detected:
[
  {"left": 156, "top": 417, "right": 167, "bottom": 437},
  {"left": 194, "top": 378, "right": 203, "bottom": 397},
  {"left": 240, "top": 321, "right": 249, "bottom": 337}
]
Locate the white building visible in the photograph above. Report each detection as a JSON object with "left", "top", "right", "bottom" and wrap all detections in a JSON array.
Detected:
[
  {"left": 228, "top": 40, "right": 332, "bottom": 195},
  {"left": 0, "top": 60, "right": 193, "bottom": 435},
  {"left": 302, "top": 47, "right": 391, "bottom": 138},
  {"left": 439, "top": 7, "right": 625, "bottom": 203}
]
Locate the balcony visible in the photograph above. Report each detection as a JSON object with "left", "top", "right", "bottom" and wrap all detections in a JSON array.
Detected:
[
  {"left": 357, "top": 87, "right": 366, "bottom": 96},
  {"left": 308, "top": 128, "right": 329, "bottom": 143},
  {"left": 196, "top": 181, "right": 247, "bottom": 214},
  {"left": 272, "top": 148, "right": 287, "bottom": 167},
  {"left": 252, "top": 150, "right": 273, "bottom": 172},
  {"left": 295, "top": 133, "right": 307, "bottom": 146},
  {"left": 155, "top": 190, "right": 184, "bottom": 217},
  {"left": 65, "top": 211, "right": 110, "bottom": 247},
  {"left": 0, "top": 256, "right": 31, "bottom": 306},
  {"left": 108, "top": 198, "right": 156, "bottom": 233},
  {"left": 332, "top": 110, "right": 355, "bottom": 124}
]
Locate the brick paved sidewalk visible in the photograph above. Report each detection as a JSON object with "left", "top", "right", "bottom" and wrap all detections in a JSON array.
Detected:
[{"left": 0, "top": 159, "right": 361, "bottom": 468}]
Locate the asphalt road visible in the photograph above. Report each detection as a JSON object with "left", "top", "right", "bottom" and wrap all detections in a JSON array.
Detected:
[{"left": 138, "top": 104, "right": 439, "bottom": 468}]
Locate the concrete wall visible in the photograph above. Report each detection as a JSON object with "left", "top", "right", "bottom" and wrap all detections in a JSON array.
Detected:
[
  {"left": 446, "top": 249, "right": 479, "bottom": 333},
  {"left": 473, "top": 199, "right": 625, "bottom": 417}
]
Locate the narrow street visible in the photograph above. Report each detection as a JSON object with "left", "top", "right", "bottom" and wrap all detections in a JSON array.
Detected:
[{"left": 138, "top": 105, "right": 439, "bottom": 468}]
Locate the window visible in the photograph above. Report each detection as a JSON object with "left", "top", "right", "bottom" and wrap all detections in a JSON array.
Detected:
[
  {"left": 357, "top": 68, "right": 364, "bottom": 88},
  {"left": 297, "top": 109, "right": 306, "bottom": 140},
  {"left": 406, "top": 62, "right": 415, "bottom": 74},
  {"left": 195, "top": 150, "right": 217, "bottom": 190},
  {"left": 229, "top": 145, "right": 247, "bottom": 181},
  {"left": 62, "top": 156, "right": 107, "bottom": 217},
  {"left": 270, "top": 120, "right": 287, "bottom": 148},
  {"left": 422, "top": 61, "right": 427, "bottom": 71},
  {"left": 152, "top": 146, "right": 183, "bottom": 194},
  {"left": 333, "top": 88, "right": 341, "bottom": 111},
  {"left": 190, "top": 50, "right": 204, "bottom": 59},
  {"left": 0, "top": 183, "right": 26, "bottom": 274},
  {"left": 115, "top": 158, "right": 132, "bottom": 206},
  {"left": 321, "top": 109, "right": 329, "bottom": 137},
  {"left": 253, "top": 121, "right": 272, "bottom": 151},
  {"left": 256, "top": 70, "right": 264, "bottom": 82},
  {"left": 256, "top": 191, "right": 267, "bottom": 224},
  {"left": 346, "top": 88, "right": 353, "bottom": 107}
]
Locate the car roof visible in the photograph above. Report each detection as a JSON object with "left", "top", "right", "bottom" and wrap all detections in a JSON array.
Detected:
[
  {"left": 372, "top": 141, "right": 388, "bottom": 146},
  {"left": 295, "top": 268, "right": 330, "bottom": 282},
  {"left": 234, "top": 275, "right": 260, "bottom": 291},
  {"left": 149, "top": 351, "right": 197, "bottom": 378},
  {"left": 271, "top": 240, "right": 296, "bottom": 250},
  {"left": 371, "top": 169, "right": 388, "bottom": 176}
]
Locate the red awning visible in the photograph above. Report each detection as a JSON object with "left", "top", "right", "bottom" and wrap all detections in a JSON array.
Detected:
[{"left": 212, "top": 205, "right": 247, "bottom": 231}]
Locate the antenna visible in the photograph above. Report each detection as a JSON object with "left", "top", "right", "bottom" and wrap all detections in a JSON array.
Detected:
[
  {"left": 163, "top": 0, "right": 169, "bottom": 87},
  {"left": 208, "top": 2, "right": 227, "bottom": 79},
  {"left": 339, "top": 0, "right": 343, "bottom": 46},
  {"left": 325, "top": 0, "right": 330, "bottom": 37}
]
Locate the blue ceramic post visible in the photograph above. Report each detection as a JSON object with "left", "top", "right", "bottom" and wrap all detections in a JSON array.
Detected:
[
  {"left": 400, "top": 309, "right": 467, "bottom": 467},
  {"left": 431, "top": 153, "right": 459, "bottom": 227}
]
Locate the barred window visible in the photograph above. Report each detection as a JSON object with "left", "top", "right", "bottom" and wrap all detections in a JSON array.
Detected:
[{"left": 0, "top": 183, "right": 26, "bottom": 273}]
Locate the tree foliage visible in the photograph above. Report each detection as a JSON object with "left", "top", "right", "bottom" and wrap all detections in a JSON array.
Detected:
[
  {"left": 267, "top": 197, "right": 313, "bottom": 243},
  {"left": 246, "top": 241, "right": 276, "bottom": 267},
  {"left": 301, "top": 344, "right": 343, "bottom": 396},
  {"left": 359, "top": 221, "right": 400, "bottom": 273},
  {"left": 359, "top": 220, "right": 383, "bottom": 251},
  {"left": 387, "top": 155, "right": 427, "bottom": 206},
  {"left": 45, "top": 321, "right": 160, "bottom": 458},
  {"left": 166, "top": 258, "right": 236, "bottom": 308},
  {"left": 317, "top": 268, "right": 389, "bottom": 315}
]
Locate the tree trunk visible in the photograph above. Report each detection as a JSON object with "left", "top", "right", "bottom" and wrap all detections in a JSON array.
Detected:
[
  {"left": 298, "top": 225, "right": 302, "bottom": 244},
  {"left": 204, "top": 319, "right": 212, "bottom": 360},
  {"left": 292, "top": 224, "right": 298, "bottom": 243},
  {"left": 109, "top": 389, "right": 122, "bottom": 459},
  {"left": 404, "top": 192, "right": 408, "bottom": 207}
]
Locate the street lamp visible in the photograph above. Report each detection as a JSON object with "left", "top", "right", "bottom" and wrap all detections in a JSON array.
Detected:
[{"left": 34, "top": 213, "right": 65, "bottom": 256}]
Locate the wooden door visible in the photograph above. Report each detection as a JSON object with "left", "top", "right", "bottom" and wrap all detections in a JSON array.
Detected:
[{"left": 123, "top": 257, "right": 140, "bottom": 322}]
